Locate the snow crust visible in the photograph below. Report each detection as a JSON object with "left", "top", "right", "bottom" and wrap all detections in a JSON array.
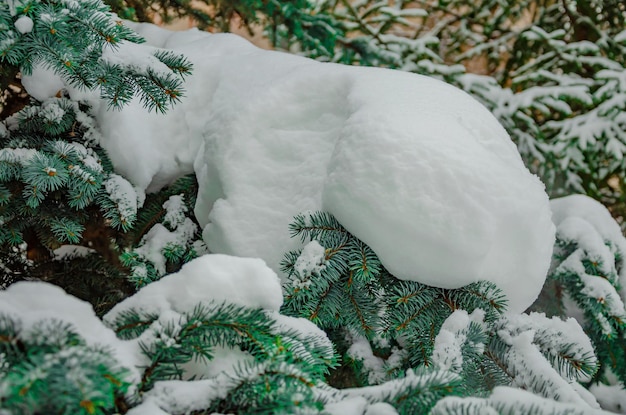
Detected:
[{"left": 22, "top": 22, "right": 555, "bottom": 313}]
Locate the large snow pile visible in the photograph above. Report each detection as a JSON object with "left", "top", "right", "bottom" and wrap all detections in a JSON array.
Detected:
[{"left": 22, "top": 23, "right": 555, "bottom": 313}]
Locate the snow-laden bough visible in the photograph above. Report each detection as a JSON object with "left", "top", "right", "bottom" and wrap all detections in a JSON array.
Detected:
[{"left": 23, "top": 23, "right": 555, "bottom": 313}]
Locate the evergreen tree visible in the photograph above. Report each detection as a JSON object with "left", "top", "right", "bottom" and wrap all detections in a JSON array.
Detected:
[
  {"left": 2, "top": 0, "right": 626, "bottom": 413},
  {"left": 1, "top": 212, "right": 618, "bottom": 414},
  {"left": 4, "top": 1, "right": 626, "bottom": 221},
  {"left": 282, "top": 212, "right": 602, "bottom": 410},
  {"left": 532, "top": 194, "right": 626, "bottom": 399},
  {"left": 0, "top": 0, "right": 201, "bottom": 311}
]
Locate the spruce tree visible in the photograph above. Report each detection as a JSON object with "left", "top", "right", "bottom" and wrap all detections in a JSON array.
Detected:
[
  {"left": 532, "top": 194, "right": 626, "bottom": 398},
  {"left": 0, "top": 0, "right": 201, "bottom": 311},
  {"left": 2, "top": 0, "right": 626, "bottom": 414}
]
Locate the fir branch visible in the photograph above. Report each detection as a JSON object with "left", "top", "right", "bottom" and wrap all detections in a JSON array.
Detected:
[
  {"left": 353, "top": 368, "right": 463, "bottom": 415},
  {"left": 289, "top": 211, "right": 349, "bottom": 243}
]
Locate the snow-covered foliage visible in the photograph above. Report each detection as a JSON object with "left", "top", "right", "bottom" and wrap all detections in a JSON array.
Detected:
[
  {"left": 433, "top": 386, "right": 609, "bottom": 415},
  {"left": 280, "top": 212, "right": 601, "bottom": 412},
  {"left": 2, "top": 0, "right": 626, "bottom": 413},
  {"left": 0, "top": 256, "right": 341, "bottom": 414},
  {"left": 0, "top": 230, "right": 608, "bottom": 414},
  {"left": 537, "top": 195, "right": 626, "bottom": 405},
  {"left": 121, "top": 192, "right": 207, "bottom": 287},
  {"left": 0, "top": 97, "right": 136, "bottom": 241},
  {"left": 0, "top": 0, "right": 191, "bottom": 112}
]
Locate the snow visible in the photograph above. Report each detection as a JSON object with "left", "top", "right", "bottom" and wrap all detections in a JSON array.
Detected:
[
  {"left": 590, "top": 382, "right": 626, "bottom": 414},
  {"left": 294, "top": 240, "right": 326, "bottom": 279},
  {"left": 432, "top": 309, "right": 485, "bottom": 372},
  {"left": 53, "top": 244, "right": 96, "bottom": 260},
  {"left": 557, "top": 218, "right": 614, "bottom": 275},
  {"left": 129, "top": 194, "right": 200, "bottom": 278},
  {"left": 550, "top": 195, "right": 626, "bottom": 337},
  {"left": 129, "top": 377, "right": 229, "bottom": 415},
  {"left": 66, "top": 142, "right": 103, "bottom": 172},
  {"left": 434, "top": 386, "right": 613, "bottom": 414},
  {"left": 489, "top": 386, "right": 606, "bottom": 414},
  {"left": 21, "top": 65, "right": 65, "bottom": 101},
  {"left": 551, "top": 195, "right": 626, "bottom": 258},
  {"left": 0, "top": 282, "right": 141, "bottom": 383},
  {"left": 182, "top": 345, "right": 251, "bottom": 379},
  {"left": 22, "top": 23, "right": 554, "bottom": 313},
  {"left": 0, "top": 147, "right": 36, "bottom": 162},
  {"left": 501, "top": 329, "right": 593, "bottom": 406},
  {"left": 102, "top": 254, "right": 322, "bottom": 411},
  {"left": 103, "top": 173, "right": 141, "bottom": 222},
  {"left": 39, "top": 99, "right": 66, "bottom": 123},
  {"left": 325, "top": 396, "right": 369, "bottom": 415},
  {"left": 101, "top": 41, "right": 174, "bottom": 79},
  {"left": 347, "top": 333, "right": 387, "bottom": 384},
  {"left": 270, "top": 311, "right": 332, "bottom": 345},
  {"left": 105, "top": 254, "right": 284, "bottom": 322},
  {"left": 551, "top": 194, "right": 626, "bottom": 302},
  {"left": 132, "top": 221, "right": 194, "bottom": 274},
  {"left": 14, "top": 15, "right": 33, "bottom": 33},
  {"left": 162, "top": 194, "right": 187, "bottom": 227},
  {"left": 364, "top": 402, "right": 398, "bottom": 415},
  {"left": 344, "top": 368, "right": 460, "bottom": 403},
  {"left": 499, "top": 312, "right": 597, "bottom": 383},
  {"left": 126, "top": 400, "right": 172, "bottom": 415}
]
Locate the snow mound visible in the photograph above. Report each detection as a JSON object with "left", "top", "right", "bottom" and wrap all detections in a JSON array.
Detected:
[
  {"left": 23, "top": 23, "right": 555, "bottom": 313},
  {"left": 106, "top": 254, "right": 283, "bottom": 322}
]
